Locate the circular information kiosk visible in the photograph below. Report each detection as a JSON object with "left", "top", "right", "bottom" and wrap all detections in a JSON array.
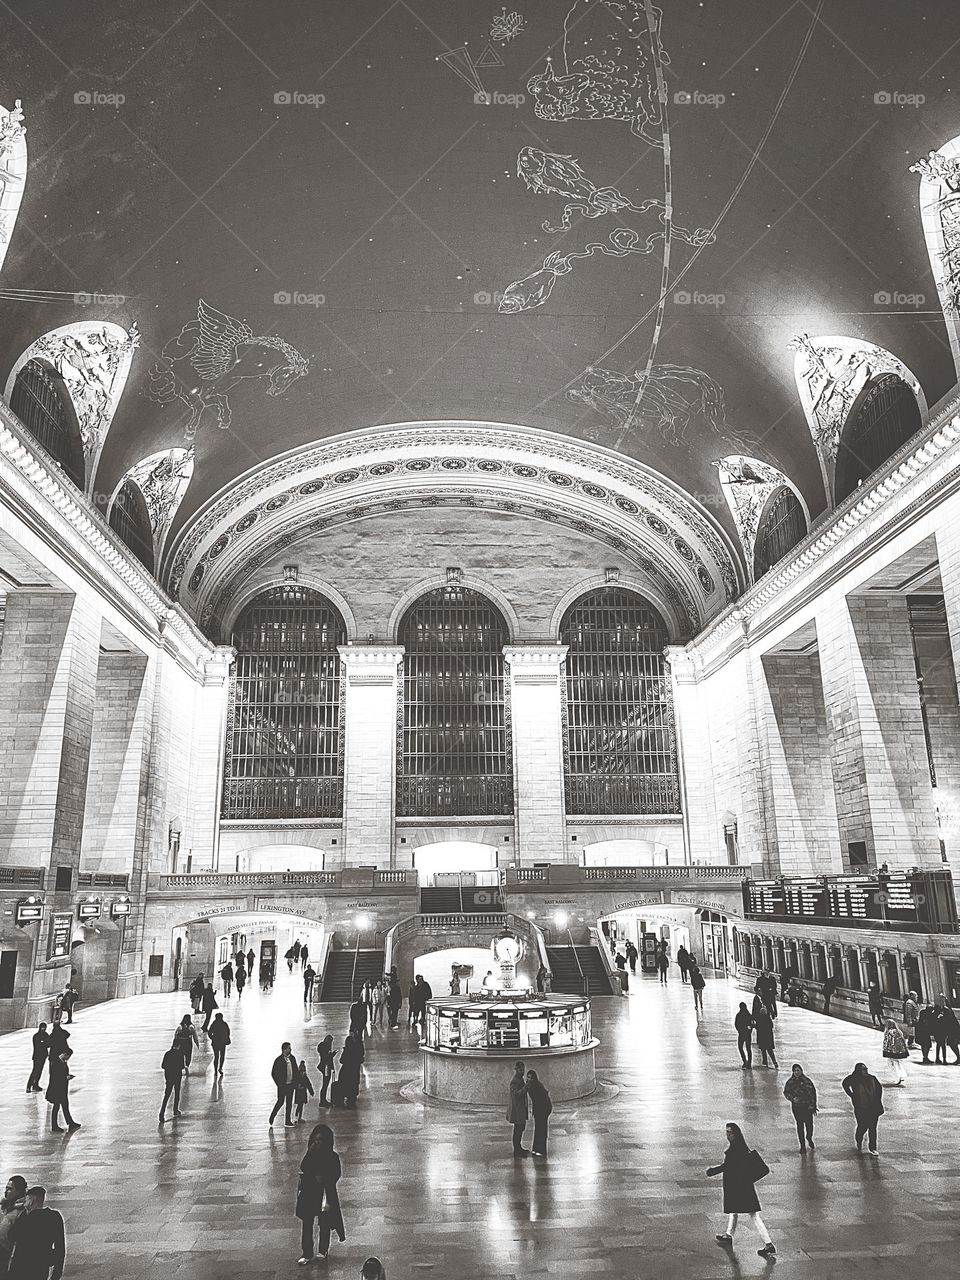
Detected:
[{"left": 421, "top": 993, "right": 599, "bottom": 1104}]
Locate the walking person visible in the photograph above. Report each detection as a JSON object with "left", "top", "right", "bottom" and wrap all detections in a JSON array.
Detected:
[
  {"left": 200, "top": 983, "right": 218, "bottom": 1033},
  {"left": 410, "top": 975, "right": 432, "bottom": 1029},
  {"left": 753, "top": 1005, "right": 778, "bottom": 1068},
  {"left": 614, "top": 950, "right": 628, "bottom": 990},
  {"left": 506, "top": 1060, "right": 529, "bottom": 1157},
  {"left": 656, "top": 948, "right": 669, "bottom": 986},
  {"left": 235, "top": 949, "right": 247, "bottom": 977},
  {"left": 303, "top": 965, "right": 316, "bottom": 1004},
  {"left": 371, "top": 980, "right": 386, "bottom": 1028},
  {"left": 882, "top": 1017, "right": 910, "bottom": 1086},
  {"left": 8, "top": 1186, "right": 66, "bottom": 1280},
  {"left": 158, "top": 1041, "right": 186, "bottom": 1123},
  {"left": 286, "top": 947, "right": 297, "bottom": 974},
  {"left": 916, "top": 1003, "right": 935, "bottom": 1064},
  {"left": 26, "top": 1023, "right": 50, "bottom": 1092},
  {"left": 761, "top": 972, "right": 778, "bottom": 1021},
  {"left": 782, "top": 1064, "right": 817, "bottom": 1151},
  {"left": 822, "top": 973, "right": 839, "bottom": 1017},
  {"left": 46, "top": 1051, "right": 80, "bottom": 1133},
  {"left": 901, "top": 991, "right": 919, "bottom": 1048},
  {"left": 209, "top": 1013, "right": 231, "bottom": 1077},
  {"left": 676, "top": 944, "right": 690, "bottom": 983},
  {"left": 58, "top": 984, "right": 78, "bottom": 1025},
  {"left": 707, "top": 1122, "right": 776, "bottom": 1258},
  {"left": 0, "top": 1177, "right": 26, "bottom": 1274},
  {"left": 175, "top": 1015, "right": 199, "bottom": 1072},
  {"left": 690, "top": 961, "right": 706, "bottom": 1014},
  {"left": 386, "top": 972, "right": 402, "bottom": 1030},
  {"left": 301, "top": 944, "right": 309, "bottom": 970},
  {"left": 235, "top": 964, "right": 246, "bottom": 998},
  {"left": 337, "top": 1034, "right": 363, "bottom": 1108},
  {"left": 220, "top": 962, "right": 233, "bottom": 999},
  {"left": 867, "top": 982, "right": 885, "bottom": 1030},
  {"left": 625, "top": 940, "right": 638, "bottom": 976},
  {"left": 526, "top": 1069, "right": 552, "bottom": 1158},
  {"left": 734, "top": 1003, "right": 754, "bottom": 1069},
  {"left": 246, "top": 948, "right": 255, "bottom": 978},
  {"left": 936, "top": 998, "right": 960, "bottom": 1064},
  {"left": 270, "top": 1042, "right": 297, "bottom": 1127},
  {"left": 842, "top": 1061, "right": 884, "bottom": 1156},
  {"left": 189, "top": 974, "right": 205, "bottom": 1015},
  {"left": 294, "top": 1060, "right": 315, "bottom": 1121},
  {"left": 406, "top": 978, "right": 417, "bottom": 1029},
  {"left": 349, "top": 992, "right": 368, "bottom": 1040},
  {"left": 317, "top": 1035, "right": 336, "bottom": 1105},
  {"left": 295, "top": 1123, "right": 345, "bottom": 1265}
]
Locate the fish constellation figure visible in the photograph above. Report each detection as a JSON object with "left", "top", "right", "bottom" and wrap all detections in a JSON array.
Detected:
[
  {"left": 566, "top": 363, "right": 728, "bottom": 445},
  {"left": 146, "top": 299, "right": 309, "bottom": 441},
  {"left": 527, "top": 0, "right": 669, "bottom": 147}
]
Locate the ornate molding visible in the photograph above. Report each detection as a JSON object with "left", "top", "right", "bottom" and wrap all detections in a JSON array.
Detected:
[
  {"left": 912, "top": 140, "right": 960, "bottom": 378},
  {"left": 715, "top": 455, "right": 807, "bottom": 580},
  {"left": 0, "top": 99, "right": 26, "bottom": 272},
  {"left": 120, "top": 447, "right": 194, "bottom": 564}
]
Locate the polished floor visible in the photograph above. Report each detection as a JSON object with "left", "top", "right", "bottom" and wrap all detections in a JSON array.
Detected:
[{"left": 2, "top": 968, "right": 959, "bottom": 1279}]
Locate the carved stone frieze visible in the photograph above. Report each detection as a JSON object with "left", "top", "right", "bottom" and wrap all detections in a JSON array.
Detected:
[
  {"left": 0, "top": 99, "right": 26, "bottom": 268},
  {"left": 715, "top": 455, "right": 796, "bottom": 572},
  {"left": 124, "top": 446, "right": 195, "bottom": 560},
  {"left": 912, "top": 141, "right": 960, "bottom": 378}
]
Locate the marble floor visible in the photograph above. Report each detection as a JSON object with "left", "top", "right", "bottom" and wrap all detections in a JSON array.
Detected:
[{"left": 2, "top": 968, "right": 959, "bottom": 1279}]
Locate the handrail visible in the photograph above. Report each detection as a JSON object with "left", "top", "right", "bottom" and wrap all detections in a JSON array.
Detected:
[
  {"left": 312, "top": 927, "right": 332, "bottom": 999},
  {"left": 567, "top": 928, "right": 588, "bottom": 998},
  {"left": 349, "top": 932, "right": 361, "bottom": 999}
]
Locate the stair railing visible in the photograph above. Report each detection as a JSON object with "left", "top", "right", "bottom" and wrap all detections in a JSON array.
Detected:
[
  {"left": 349, "top": 931, "right": 362, "bottom": 998},
  {"left": 568, "top": 928, "right": 588, "bottom": 998}
]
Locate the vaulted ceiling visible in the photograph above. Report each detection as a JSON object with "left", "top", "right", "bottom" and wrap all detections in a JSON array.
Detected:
[{"left": 2, "top": 0, "right": 959, "bottom": 578}]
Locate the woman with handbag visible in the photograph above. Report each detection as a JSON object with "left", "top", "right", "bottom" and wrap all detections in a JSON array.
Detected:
[
  {"left": 881, "top": 1018, "right": 910, "bottom": 1086},
  {"left": 782, "top": 1063, "right": 818, "bottom": 1151},
  {"left": 296, "top": 1123, "right": 345, "bottom": 1265},
  {"left": 707, "top": 1122, "right": 776, "bottom": 1258},
  {"left": 525, "top": 1069, "right": 553, "bottom": 1158}
]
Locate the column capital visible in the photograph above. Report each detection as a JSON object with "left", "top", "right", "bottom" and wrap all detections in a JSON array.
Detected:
[
  {"left": 338, "top": 644, "right": 404, "bottom": 685},
  {"left": 503, "top": 644, "right": 568, "bottom": 667},
  {"left": 664, "top": 645, "right": 698, "bottom": 682},
  {"left": 201, "top": 645, "right": 235, "bottom": 687}
]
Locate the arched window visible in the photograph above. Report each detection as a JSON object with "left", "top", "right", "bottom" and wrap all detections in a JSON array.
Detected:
[
  {"left": 222, "top": 586, "right": 345, "bottom": 819},
  {"left": 560, "top": 588, "right": 679, "bottom": 814},
  {"left": 834, "top": 373, "right": 922, "bottom": 504},
  {"left": 753, "top": 487, "right": 807, "bottom": 579},
  {"left": 9, "top": 359, "right": 85, "bottom": 489},
  {"left": 108, "top": 480, "right": 155, "bottom": 574},
  {"left": 398, "top": 586, "right": 512, "bottom": 817}
]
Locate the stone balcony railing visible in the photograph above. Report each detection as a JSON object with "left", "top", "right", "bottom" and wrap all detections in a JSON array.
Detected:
[
  {"left": 507, "top": 864, "right": 750, "bottom": 887},
  {"left": 154, "top": 868, "right": 418, "bottom": 893}
]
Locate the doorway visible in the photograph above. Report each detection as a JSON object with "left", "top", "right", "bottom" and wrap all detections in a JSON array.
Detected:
[{"left": 413, "top": 842, "right": 498, "bottom": 886}]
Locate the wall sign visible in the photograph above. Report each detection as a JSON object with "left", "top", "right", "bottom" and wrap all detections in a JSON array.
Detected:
[
  {"left": 78, "top": 897, "right": 102, "bottom": 921},
  {"left": 610, "top": 895, "right": 664, "bottom": 912},
  {"left": 110, "top": 897, "right": 131, "bottom": 918},
  {"left": 16, "top": 898, "right": 44, "bottom": 925},
  {"left": 49, "top": 913, "right": 73, "bottom": 959}
]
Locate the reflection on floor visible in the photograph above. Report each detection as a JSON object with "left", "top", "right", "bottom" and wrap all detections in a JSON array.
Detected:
[{"left": 1, "top": 967, "right": 959, "bottom": 1278}]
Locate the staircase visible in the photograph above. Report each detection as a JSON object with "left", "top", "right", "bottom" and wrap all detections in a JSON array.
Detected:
[
  {"left": 419, "top": 885, "right": 504, "bottom": 914},
  {"left": 318, "top": 948, "right": 384, "bottom": 1001},
  {"left": 547, "top": 945, "right": 615, "bottom": 996}
]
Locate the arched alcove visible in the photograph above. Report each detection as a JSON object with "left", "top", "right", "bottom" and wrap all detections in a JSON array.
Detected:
[
  {"left": 108, "top": 478, "right": 155, "bottom": 573},
  {"left": 834, "top": 373, "right": 923, "bottom": 504},
  {"left": 9, "top": 358, "right": 85, "bottom": 489}
]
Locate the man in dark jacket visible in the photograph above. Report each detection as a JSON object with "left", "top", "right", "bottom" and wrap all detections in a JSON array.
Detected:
[
  {"left": 26, "top": 1023, "right": 50, "bottom": 1092},
  {"left": 676, "top": 945, "right": 690, "bottom": 983},
  {"left": 246, "top": 948, "right": 255, "bottom": 976},
  {"left": 58, "top": 986, "right": 78, "bottom": 1025},
  {"left": 349, "top": 994, "right": 367, "bottom": 1038},
  {"left": 734, "top": 1003, "right": 754, "bottom": 1068},
  {"left": 270, "top": 1042, "right": 296, "bottom": 1126},
  {"left": 208, "top": 1013, "right": 231, "bottom": 1076},
  {"left": 410, "top": 975, "right": 432, "bottom": 1028},
  {"left": 220, "top": 962, "right": 233, "bottom": 998},
  {"left": 506, "top": 1060, "right": 529, "bottom": 1156},
  {"left": 690, "top": 962, "right": 706, "bottom": 1013},
  {"left": 8, "top": 1186, "right": 65, "bottom": 1280},
  {"left": 200, "top": 983, "right": 218, "bottom": 1032},
  {"left": 303, "top": 965, "right": 316, "bottom": 1003},
  {"left": 159, "top": 1042, "right": 186, "bottom": 1123},
  {"left": 867, "top": 983, "right": 884, "bottom": 1030},
  {"left": 822, "top": 974, "right": 839, "bottom": 1016},
  {"left": 842, "top": 1062, "right": 884, "bottom": 1155}
]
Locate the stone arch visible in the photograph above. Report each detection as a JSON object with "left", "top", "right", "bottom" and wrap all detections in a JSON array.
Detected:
[
  {"left": 221, "top": 573, "right": 358, "bottom": 643},
  {"left": 388, "top": 572, "right": 520, "bottom": 645},
  {"left": 549, "top": 573, "right": 683, "bottom": 643}
]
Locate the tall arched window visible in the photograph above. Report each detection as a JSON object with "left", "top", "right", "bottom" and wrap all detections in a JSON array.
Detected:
[
  {"left": 398, "top": 586, "right": 512, "bottom": 817},
  {"left": 753, "top": 486, "right": 807, "bottom": 580},
  {"left": 9, "top": 359, "right": 85, "bottom": 489},
  {"left": 834, "top": 373, "right": 922, "bottom": 504},
  {"left": 222, "top": 586, "right": 346, "bottom": 819},
  {"left": 561, "top": 588, "right": 679, "bottom": 814},
  {"left": 109, "top": 480, "right": 155, "bottom": 574}
]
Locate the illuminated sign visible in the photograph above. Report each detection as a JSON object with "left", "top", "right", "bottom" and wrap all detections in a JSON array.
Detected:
[
  {"left": 49, "top": 912, "right": 73, "bottom": 959},
  {"left": 78, "top": 897, "right": 102, "bottom": 921},
  {"left": 16, "top": 897, "right": 44, "bottom": 925},
  {"left": 743, "top": 871, "right": 958, "bottom": 933},
  {"left": 110, "top": 897, "right": 131, "bottom": 918}
]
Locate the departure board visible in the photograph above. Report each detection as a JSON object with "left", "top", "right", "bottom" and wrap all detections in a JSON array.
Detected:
[{"left": 742, "top": 870, "right": 958, "bottom": 933}]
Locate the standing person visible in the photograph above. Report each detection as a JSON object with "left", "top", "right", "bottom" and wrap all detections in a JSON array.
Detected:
[
  {"left": 822, "top": 973, "right": 839, "bottom": 1017},
  {"left": 753, "top": 1006, "right": 778, "bottom": 1069},
  {"left": 349, "top": 992, "right": 368, "bottom": 1040},
  {"left": 916, "top": 1003, "right": 935, "bottom": 1064},
  {"left": 762, "top": 972, "right": 778, "bottom": 1021},
  {"left": 506, "top": 1060, "right": 529, "bottom": 1157},
  {"left": 46, "top": 1051, "right": 80, "bottom": 1133},
  {"left": 301, "top": 944, "right": 310, "bottom": 970},
  {"left": 286, "top": 948, "right": 297, "bottom": 974},
  {"left": 782, "top": 1064, "right": 818, "bottom": 1151},
  {"left": 209, "top": 1013, "right": 231, "bottom": 1077},
  {"left": 482, "top": 969, "right": 495, "bottom": 991},
  {"left": 303, "top": 965, "right": 316, "bottom": 1004},
  {"left": 235, "top": 948, "right": 247, "bottom": 977},
  {"left": 235, "top": 963, "right": 246, "bottom": 999},
  {"left": 881, "top": 1017, "right": 909, "bottom": 1086},
  {"left": 200, "top": 983, "right": 218, "bottom": 1033},
  {"left": 707, "top": 1122, "right": 776, "bottom": 1258},
  {"left": 406, "top": 978, "right": 417, "bottom": 1029},
  {"left": 867, "top": 982, "right": 885, "bottom": 1030},
  {"left": 386, "top": 972, "right": 402, "bottom": 1030},
  {"left": 411, "top": 975, "right": 432, "bottom": 1029},
  {"left": 220, "top": 961, "right": 233, "bottom": 999},
  {"left": 656, "top": 947, "right": 669, "bottom": 986},
  {"left": 317, "top": 1035, "right": 336, "bottom": 1105},
  {"left": 189, "top": 974, "right": 205, "bottom": 1014},
  {"left": 0, "top": 1177, "right": 27, "bottom": 1273},
  {"left": 292, "top": 939, "right": 302, "bottom": 964},
  {"left": 47, "top": 1022, "right": 70, "bottom": 1062},
  {"left": 371, "top": 981, "right": 386, "bottom": 1028},
  {"left": 270, "top": 1043, "right": 297, "bottom": 1127},
  {"left": 26, "top": 1023, "right": 50, "bottom": 1093},
  {"left": 625, "top": 940, "right": 638, "bottom": 976},
  {"left": 158, "top": 1041, "right": 186, "bottom": 1123},
  {"left": 338, "top": 1034, "right": 363, "bottom": 1108},
  {"left": 246, "top": 947, "right": 255, "bottom": 978},
  {"left": 734, "top": 1003, "right": 754, "bottom": 1069},
  {"left": 58, "top": 984, "right": 78, "bottom": 1025},
  {"left": 295, "top": 1123, "right": 345, "bottom": 1265},
  {"left": 936, "top": 999, "right": 960, "bottom": 1064},
  {"left": 174, "top": 1015, "right": 199, "bottom": 1072},
  {"left": 294, "top": 1060, "right": 315, "bottom": 1121},
  {"left": 842, "top": 1062, "right": 884, "bottom": 1156},
  {"left": 535, "top": 964, "right": 547, "bottom": 994},
  {"left": 901, "top": 991, "right": 919, "bottom": 1048},
  {"left": 676, "top": 944, "right": 690, "bottom": 983},
  {"left": 614, "top": 951, "right": 627, "bottom": 989},
  {"left": 689, "top": 961, "right": 706, "bottom": 1014},
  {"left": 8, "top": 1187, "right": 65, "bottom": 1280},
  {"left": 525, "top": 1069, "right": 552, "bottom": 1158}
]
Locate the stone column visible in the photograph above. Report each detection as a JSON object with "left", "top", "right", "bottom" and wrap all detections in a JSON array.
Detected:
[
  {"left": 189, "top": 646, "right": 235, "bottom": 871},
  {"left": 666, "top": 646, "right": 715, "bottom": 864},
  {"left": 503, "top": 645, "right": 568, "bottom": 865},
  {"left": 818, "top": 593, "right": 941, "bottom": 869},
  {"left": 339, "top": 645, "right": 403, "bottom": 868}
]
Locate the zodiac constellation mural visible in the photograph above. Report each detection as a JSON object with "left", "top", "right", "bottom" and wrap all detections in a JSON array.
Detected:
[
  {"left": 146, "top": 299, "right": 309, "bottom": 441},
  {"left": 527, "top": 0, "right": 667, "bottom": 146},
  {"left": 490, "top": 8, "right": 526, "bottom": 43},
  {"left": 566, "top": 364, "right": 728, "bottom": 445}
]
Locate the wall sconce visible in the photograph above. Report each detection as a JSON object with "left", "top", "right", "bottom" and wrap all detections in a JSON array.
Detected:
[
  {"left": 283, "top": 565, "right": 299, "bottom": 583},
  {"left": 604, "top": 566, "right": 620, "bottom": 584}
]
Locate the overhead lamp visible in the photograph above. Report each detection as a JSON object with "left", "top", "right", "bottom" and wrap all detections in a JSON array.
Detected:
[
  {"left": 355, "top": 914, "right": 371, "bottom": 930},
  {"left": 554, "top": 911, "right": 568, "bottom": 929}
]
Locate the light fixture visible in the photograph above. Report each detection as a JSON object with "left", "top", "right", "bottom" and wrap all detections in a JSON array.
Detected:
[
  {"left": 554, "top": 911, "right": 568, "bottom": 929},
  {"left": 355, "top": 914, "right": 371, "bottom": 930}
]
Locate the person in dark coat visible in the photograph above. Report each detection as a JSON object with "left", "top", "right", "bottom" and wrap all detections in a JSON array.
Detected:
[
  {"left": 246, "top": 948, "right": 255, "bottom": 977},
  {"left": 867, "top": 983, "right": 885, "bottom": 1030},
  {"left": 58, "top": 985, "right": 78, "bottom": 1025},
  {"left": 689, "top": 962, "right": 706, "bottom": 1013},
  {"left": 295, "top": 1123, "right": 345, "bottom": 1264},
  {"left": 410, "top": 975, "right": 432, "bottom": 1028},
  {"left": 753, "top": 1007, "right": 778, "bottom": 1068},
  {"left": 317, "top": 1035, "right": 336, "bottom": 1105},
  {"left": 916, "top": 1004, "right": 935, "bottom": 1063},
  {"left": 159, "top": 1042, "right": 186, "bottom": 1123},
  {"left": 934, "top": 999, "right": 960, "bottom": 1064},
  {"left": 525, "top": 1069, "right": 552, "bottom": 1157},
  {"left": 822, "top": 974, "right": 839, "bottom": 1016},
  {"left": 707, "top": 1122, "right": 776, "bottom": 1258},
  {"left": 303, "top": 965, "right": 316, "bottom": 1003},
  {"left": 386, "top": 972, "right": 402, "bottom": 1030},
  {"left": 842, "top": 1062, "right": 884, "bottom": 1155},
  {"left": 301, "top": 945, "right": 309, "bottom": 969},
  {"left": 235, "top": 949, "right": 246, "bottom": 976},
  {"left": 625, "top": 940, "right": 638, "bottom": 976},
  {"left": 189, "top": 974, "right": 205, "bottom": 1014},
  {"left": 26, "top": 1023, "right": 50, "bottom": 1092},
  {"left": 8, "top": 1186, "right": 65, "bottom": 1280},
  {"left": 338, "top": 1034, "right": 363, "bottom": 1107},
  {"left": 506, "top": 1060, "right": 529, "bottom": 1156},
  {"left": 0, "top": 1176, "right": 27, "bottom": 1273},
  {"left": 734, "top": 1003, "right": 754, "bottom": 1068},
  {"left": 676, "top": 945, "right": 690, "bottom": 983},
  {"left": 46, "top": 1052, "right": 80, "bottom": 1132},
  {"left": 656, "top": 949, "right": 669, "bottom": 986},
  {"left": 782, "top": 1063, "right": 818, "bottom": 1151},
  {"left": 220, "top": 962, "right": 233, "bottom": 998},
  {"left": 349, "top": 994, "right": 368, "bottom": 1039},
  {"left": 761, "top": 972, "right": 778, "bottom": 1020},
  {"left": 174, "top": 1015, "right": 199, "bottom": 1071},
  {"left": 208, "top": 1013, "right": 231, "bottom": 1076},
  {"left": 200, "top": 983, "right": 218, "bottom": 1032},
  {"left": 294, "top": 1060, "right": 315, "bottom": 1121},
  {"left": 235, "top": 964, "right": 246, "bottom": 998},
  {"left": 271, "top": 1042, "right": 297, "bottom": 1126}
]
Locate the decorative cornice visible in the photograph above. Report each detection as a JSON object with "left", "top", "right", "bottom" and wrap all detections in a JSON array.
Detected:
[
  {"left": 503, "top": 644, "right": 568, "bottom": 665},
  {"left": 338, "top": 644, "right": 404, "bottom": 668}
]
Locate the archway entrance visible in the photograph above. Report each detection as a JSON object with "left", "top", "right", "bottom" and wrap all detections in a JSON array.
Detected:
[
  {"left": 410, "top": 945, "right": 503, "bottom": 998},
  {"left": 233, "top": 845, "right": 327, "bottom": 873},
  {"left": 169, "top": 910, "right": 326, "bottom": 991},
  {"left": 412, "top": 841, "right": 499, "bottom": 886},
  {"left": 69, "top": 919, "right": 123, "bottom": 1005},
  {"left": 581, "top": 839, "right": 670, "bottom": 867},
  {"left": 598, "top": 904, "right": 739, "bottom": 975}
]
